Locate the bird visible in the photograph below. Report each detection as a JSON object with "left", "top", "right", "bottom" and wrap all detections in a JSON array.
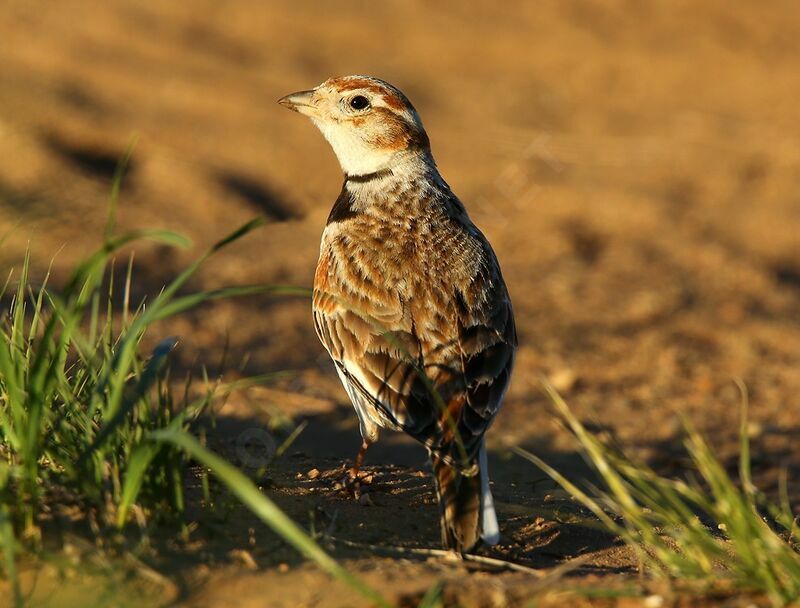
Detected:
[{"left": 278, "top": 75, "right": 516, "bottom": 553}]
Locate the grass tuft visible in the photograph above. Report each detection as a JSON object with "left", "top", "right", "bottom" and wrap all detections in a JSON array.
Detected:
[
  {"left": 514, "top": 381, "right": 800, "bottom": 606},
  {"left": 0, "top": 187, "right": 380, "bottom": 605}
]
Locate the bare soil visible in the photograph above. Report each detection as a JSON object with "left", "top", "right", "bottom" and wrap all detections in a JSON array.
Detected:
[{"left": 2, "top": 1, "right": 800, "bottom": 606}]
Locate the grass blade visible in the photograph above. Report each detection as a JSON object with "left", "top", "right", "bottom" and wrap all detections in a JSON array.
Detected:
[
  {"left": 520, "top": 380, "right": 800, "bottom": 605},
  {"left": 117, "top": 443, "right": 162, "bottom": 528}
]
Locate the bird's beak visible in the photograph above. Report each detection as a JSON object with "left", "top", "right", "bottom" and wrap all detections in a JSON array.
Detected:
[{"left": 277, "top": 89, "right": 318, "bottom": 116}]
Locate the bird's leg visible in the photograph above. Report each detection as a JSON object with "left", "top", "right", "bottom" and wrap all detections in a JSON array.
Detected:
[
  {"left": 350, "top": 439, "right": 369, "bottom": 479},
  {"left": 340, "top": 439, "right": 370, "bottom": 499}
]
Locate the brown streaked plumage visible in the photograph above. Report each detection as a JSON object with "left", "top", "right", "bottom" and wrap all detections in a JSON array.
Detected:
[{"left": 279, "top": 75, "right": 516, "bottom": 553}]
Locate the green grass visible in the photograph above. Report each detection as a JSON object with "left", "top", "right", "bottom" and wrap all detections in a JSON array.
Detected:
[
  {"left": 515, "top": 381, "right": 800, "bottom": 607},
  {"left": 0, "top": 179, "right": 388, "bottom": 605}
]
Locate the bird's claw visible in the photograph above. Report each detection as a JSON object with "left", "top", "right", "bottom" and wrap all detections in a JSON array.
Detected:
[{"left": 334, "top": 468, "right": 373, "bottom": 500}]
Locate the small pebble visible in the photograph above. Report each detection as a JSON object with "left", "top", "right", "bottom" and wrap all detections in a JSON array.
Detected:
[
  {"left": 747, "top": 421, "right": 763, "bottom": 438},
  {"left": 229, "top": 549, "right": 258, "bottom": 570},
  {"left": 278, "top": 563, "right": 289, "bottom": 573},
  {"left": 549, "top": 368, "right": 577, "bottom": 392},
  {"left": 307, "top": 468, "right": 320, "bottom": 480},
  {"left": 644, "top": 595, "right": 663, "bottom": 608}
]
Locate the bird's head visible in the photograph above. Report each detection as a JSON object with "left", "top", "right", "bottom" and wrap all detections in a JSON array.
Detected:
[{"left": 279, "top": 75, "right": 430, "bottom": 177}]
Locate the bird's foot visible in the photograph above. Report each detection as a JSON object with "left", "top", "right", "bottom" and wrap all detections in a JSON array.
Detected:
[{"left": 334, "top": 466, "right": 374, "bottom": 500}]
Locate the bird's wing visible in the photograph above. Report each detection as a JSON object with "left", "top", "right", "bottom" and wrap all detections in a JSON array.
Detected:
[
  {"left": 313, "top": 207, "right": 516, "bottom": 465},
  {"left": 447, "top": 252, "right": 516, "bottom": 462},
  {"left": 313, "top": 253, "right": 437, "bottom": 441}
]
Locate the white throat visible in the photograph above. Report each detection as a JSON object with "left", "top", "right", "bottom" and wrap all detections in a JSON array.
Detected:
[{"left": 312, "top": 117, "right": 431, "bottom": 177}]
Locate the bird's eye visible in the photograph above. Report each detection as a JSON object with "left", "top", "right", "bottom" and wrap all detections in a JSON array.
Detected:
[{"left": 349, "top": 95, "right": 370, "bottom": 110}]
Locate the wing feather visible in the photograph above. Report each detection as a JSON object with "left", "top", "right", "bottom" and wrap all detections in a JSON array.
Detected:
[{"left": 313, "top": 196, "right": 516, "bottom": 468}]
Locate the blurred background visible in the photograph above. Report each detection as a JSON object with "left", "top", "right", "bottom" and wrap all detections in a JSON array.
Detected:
[{"left": 2, "top": 0, "right": 800, "bottom": 497}]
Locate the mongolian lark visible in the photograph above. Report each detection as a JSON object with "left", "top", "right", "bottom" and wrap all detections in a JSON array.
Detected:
[{"left": 279, "top": 76, "right": 516, "bottom": 553}]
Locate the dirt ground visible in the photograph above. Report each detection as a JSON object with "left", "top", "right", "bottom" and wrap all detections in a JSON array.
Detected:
[{"left": 2, "top": 1, "right": 800, "bottom": 606}]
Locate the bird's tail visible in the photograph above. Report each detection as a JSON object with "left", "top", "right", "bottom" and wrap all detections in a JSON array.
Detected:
[{"left": 431, "top": 439, "right": 499, "bottom": 553}]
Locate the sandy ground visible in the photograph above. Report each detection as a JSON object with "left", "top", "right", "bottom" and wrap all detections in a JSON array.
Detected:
[{"left": 2, "top": 1, "right": 800, "bottom": 605}]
